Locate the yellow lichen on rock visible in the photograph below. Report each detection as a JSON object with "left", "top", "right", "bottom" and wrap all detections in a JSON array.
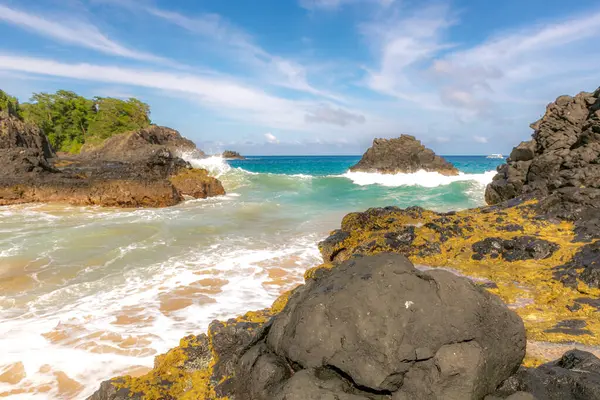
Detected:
[
  {"left": 114, "top": 335, "right": 222, "bottom": 400},
  {"left": 316, "top": 201, "right": 600, "bottom": 346}
]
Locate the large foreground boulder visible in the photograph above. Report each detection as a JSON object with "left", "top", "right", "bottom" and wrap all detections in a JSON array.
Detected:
[
  {"left": 350, "top": 135, "right": 459, "bottom": 175},
  {"left": 89, "top": 253, "right": 526, "bottom": 400},
  {"left": 486, "top": 87, "right": 600, "bottom": 205},
  {"left": 240, "top": 253, "right": 525, "bottom": 399}
]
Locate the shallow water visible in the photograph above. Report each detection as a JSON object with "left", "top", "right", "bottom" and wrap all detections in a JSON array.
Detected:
[{"left": 0, "top": 155, "right": 503, "bottom": 399}]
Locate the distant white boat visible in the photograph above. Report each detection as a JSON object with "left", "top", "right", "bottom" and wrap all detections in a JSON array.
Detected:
[{"left": 486, "top": 154, "right": 504, "bottom": 159}]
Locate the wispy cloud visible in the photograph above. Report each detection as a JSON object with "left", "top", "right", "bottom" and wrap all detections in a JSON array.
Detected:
[
  {"left": 305, "top": 103, "right": 366, "bottom": 126},
  {"left": 431, "top": 10, "right": 600, "bottom": 113},
  {"left": 0, "top": 54, "right": 365, "bottom": 132},
  {"left": 360, "top": 2, "right": 600, "bottom": 129},
  {"left": 361, "top": 4, "right": 454, "bottom": 107},
  {"left": 0, "top": 4, "right": 166, "bottom": 63},
  {"left": 100, "top": 0, "right": 342, "bottom": 100},
  {"left": 299, "top": 0, "right": 395, "bottom": 11}
]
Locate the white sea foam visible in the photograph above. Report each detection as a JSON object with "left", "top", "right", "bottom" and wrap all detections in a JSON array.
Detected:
[
  {"left": 183, "top": 154, "right": 232, "bottom": 177},
  {"left": 0, "top": 219, "right": 322, "bottom": 399},
  {"left": 341, "top": 169, "right": 497, "bottom": 188}
]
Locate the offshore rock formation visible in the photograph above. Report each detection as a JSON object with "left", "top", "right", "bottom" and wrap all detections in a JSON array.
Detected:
[
  {"left": 486, "top": 88, "right": 600, "bottom": 205},
  {"left": 0, "top": 124, "right": 224, "bottom": 207},
  {"left": 222, "top": 150, "right": 245, "bottom": 160},
  {"left": 350, "top": 135, "right": 459, "bottom": 176},
  {"left": 91, "top": 253, "right": 526, "bottom": 400}
]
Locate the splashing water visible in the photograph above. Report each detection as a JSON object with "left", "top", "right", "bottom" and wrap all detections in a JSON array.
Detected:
[{"left": 0, "top": 155, "right": 503, "bottom": 398}]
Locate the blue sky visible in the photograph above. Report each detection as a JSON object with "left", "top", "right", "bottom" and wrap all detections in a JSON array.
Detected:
[{"left": 0, "top": 0, "right": 599, "bottom": 155}]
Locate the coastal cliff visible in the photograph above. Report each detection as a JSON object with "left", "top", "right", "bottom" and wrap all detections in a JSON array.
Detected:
[
  {"left": 350, "top": 135, "right": 459, "bottom": 176},
  {"left": 89, "top": 87, "right": 600, "bottom": 399},
  {"left": 0, "top": 93, "right": 224, "bottom": 207},
  {"left": 486, "top": 88, "right": 600, "bottom": 205}
]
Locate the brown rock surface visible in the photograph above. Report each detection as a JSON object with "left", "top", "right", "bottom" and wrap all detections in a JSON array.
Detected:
[
  {"left": 0, "top": 123, "right": 223, "bottom": 207},
  {"left": 222, "top": 150, "right": 245, "bottom": 160},
  {"left": 350, "top": 135, "right": 459, "bottom": 175}
]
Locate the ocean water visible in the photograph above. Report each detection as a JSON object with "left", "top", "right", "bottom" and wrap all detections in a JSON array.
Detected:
[{"left": 0, "top": 155, "right": 504, "bottom": 399}]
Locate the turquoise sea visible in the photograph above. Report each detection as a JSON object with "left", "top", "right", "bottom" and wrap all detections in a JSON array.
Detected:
[{"left": 0, "top": 155, "right": 504, "bottom": 399}]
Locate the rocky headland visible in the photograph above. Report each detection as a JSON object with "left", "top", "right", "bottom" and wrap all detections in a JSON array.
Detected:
[
  {"left": 350, "top": 134, "right": 459, "bottom": 176},
  {"left": 222, "top": 150, "right": 245, "bottom": 160},
  {"left": 89, "top": 87, "right": 600, "bottom": 399},
  {"left": 486, "top": 87, "right": 600, "bottom": 206},
  {"left": 0, "top": 111, "right": 224, "bottom": 207}
]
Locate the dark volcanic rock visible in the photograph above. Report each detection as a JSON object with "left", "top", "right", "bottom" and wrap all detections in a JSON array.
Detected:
[
  {"left": 350, "top": 135, "right": 459, "bottom": 175},
  {"left": 82, "top": 125, "right": 202, "bottom": 159},
  {"left": 0, "top": 111, "right": 54, "bottom": 158},
  {"left": 544, "top": 319, "right": 592, "bottom": 336},
  {"left": 554, "top": 241, "right": 600, "bottom": 288},
  {"left": 472, "top": 236, "right": 559, "bottom": 262},
  {"left": 486, "top": 87, "right": 600, "bottom": 205},
  {"left": 0, "top": 124, "right": 224, "bottom": 207},
  {"left": 222, "top": 150, "right": 245, "bottom": 159},
  {"left": 233, "top": 253, "right": 525, "bottom": 400},
  {"left": 493, "top": 350, "right": 600, "bottom": 400}
]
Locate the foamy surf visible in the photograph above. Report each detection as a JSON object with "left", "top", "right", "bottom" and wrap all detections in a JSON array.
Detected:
[
  {"left": 341, "top": 169, "right": 497, "bottom": 188},
  {"left": 0, "top": 155, "right": 505, "bottom": 399}
]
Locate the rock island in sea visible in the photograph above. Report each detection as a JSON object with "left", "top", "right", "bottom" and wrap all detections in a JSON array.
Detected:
[
  {"left": 222, "top": 150, "right": 246, "bottom": 160},
  {"left": 350, "top": 134, "right": 459, "bottom": 176},
  {"left": 89, "top": 87, "right": 600, "bottom": 399}
]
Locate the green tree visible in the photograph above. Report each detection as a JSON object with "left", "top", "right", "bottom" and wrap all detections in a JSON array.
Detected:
[
  {"left": 21, "top": 91, "right": 94, "bottom": 152},
  {"left": 87, "top": 97, "right": 151, "bottom": 141},
  {"left": 0, "top": 89, "right": 21, "bottom": 118},
  {"left": 19, "top": 90, "right": 151, "bottom": 153}
]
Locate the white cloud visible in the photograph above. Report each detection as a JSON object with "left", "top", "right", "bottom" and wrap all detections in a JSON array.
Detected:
[
  {"left": 300, "top": 0, "right": 395, "bottom": 11},
  {"left": 0, "top": 4, "right": 165, "bottom": 63},
  {"left": 361, "top": 4, "right": 454, "bottom": 106},
  {"left": 101, "top": 1, "right": 340, "bottom": 100},
  {"left": 0, "top": 54, "right": 374, "bottom": 135},
  {"left": 265, "top": 133, "right": 279, "bottom": 143},
  {"left": 431, "top": 10, "right": 600, "bottom": 113},
  {"left": 304, "top": 104, "right": 366, "bottom": 126},
  {"left": 473, "top": 136, "right": 488, "bottom": 144}
]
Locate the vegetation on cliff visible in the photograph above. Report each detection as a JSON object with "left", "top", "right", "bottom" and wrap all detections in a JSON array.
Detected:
[
  {"left": 0, "top": 89, "right": 20, "bottom": 117},
  {"left": 2, "top": 89, "right": 151, "bottom": 154}
]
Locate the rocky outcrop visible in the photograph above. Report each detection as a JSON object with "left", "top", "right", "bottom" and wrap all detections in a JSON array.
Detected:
[
  {"left": 222, "top": 150, "right": 245, "bottom": 160},
  {"left": 491, "top": 350, "right": 600, "bottom": 400},
  {"left": 90, "top": 253, "right": 526, "bottom": 400},
  {"left": 486, "top": 88, "right": 600, "bottom": 205},
  {"left": 0, "top": 112, "right": 54, "bottom": 158},
  {"left": 350, "top": 135, "right": 459, "bottom": 175},
  {"left": 83, "top": 125, "right": 204, "bottom": 159},
  {"left": 170, "top": 169, "right": 226, "bottom": 199},
  {"left": 315, "top": 199, "right": 600, "bottom": 347},
  {"left": 0, "top": 124, "right": 224, "bottom": 207}
]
